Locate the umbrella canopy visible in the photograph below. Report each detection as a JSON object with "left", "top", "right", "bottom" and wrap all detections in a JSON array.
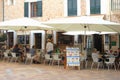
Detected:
[
  {"left": 62, "top": 31, "right": 117, "bottom": 35},
  {"left": 0, "top": 17, "right": 54, "bottom": 47},
  {"left": 43, "top": 16, "right": 120, "bottom": 54},
  {"left": 0, "top": 17, "right": 53, "bottom": 31},
  {"left": 43, "top": 16, "right": 120, "bottom": 32},
  {"left": 63, "top": 31, "right": 99, "bottom": 35}
]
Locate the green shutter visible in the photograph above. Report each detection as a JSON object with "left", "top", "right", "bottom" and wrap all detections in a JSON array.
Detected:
[
  {"left": 68, "top": 0, "right": 77, "bottom": 16},
  {"left": 24, "top": 2, "right": 29, "bottom": 17},
  {"left": 37, "top": 1, "right": 42, "bottom": 17},
  {"left": 95, "top": 0, "right": 101, "bottom": 14},
  {"left": 90, "top": 0, "right": 95, "bottom": 14},
  {"left": 90, "top": 0, "right": 100, "bottom": 14}
]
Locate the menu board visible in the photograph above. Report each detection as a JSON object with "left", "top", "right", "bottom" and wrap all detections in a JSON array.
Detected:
[{"left": 66, "top": 47, "right": 80, "bottom": 66}]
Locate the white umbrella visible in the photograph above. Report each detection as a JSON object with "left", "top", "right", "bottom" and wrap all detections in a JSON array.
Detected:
[
  {"left": 0, "top": 17, "right": 53, "bottom": 31},
  {"left": 63, "top": 31, "right": 117, "bottom": 35},
  {"left": 0, "top": 17, "right": 53, "bottom": 46},
  {"left": 63, "top": 31, "right": 99, "bottom": 35},
  {"left": 43, "top": 16, "right": 120, "bottom": 57},
  {"left": 43, "top": 16, "right": 120, "bottom": 32}
]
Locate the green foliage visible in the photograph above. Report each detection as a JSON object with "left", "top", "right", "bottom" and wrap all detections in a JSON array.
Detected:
[{"left": 0, "top": 34, "right": 7, "bottom": 42}]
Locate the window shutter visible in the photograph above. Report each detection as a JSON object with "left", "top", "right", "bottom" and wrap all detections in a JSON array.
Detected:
[
  {"left": 90, "top": 0, "right": 95, "bottom": 14},
  {"left": 68, "top": 0, "right": 77, "bottom": 16},
  {"left": 95, "top": 0, "right": 101, "bottom": 14},
  {"left": 111, "top": 0, "right": 120, "bottom": 11},
  {"left": 37, "top": 1, "right": 42, "bottom": 17},
  {"left": 24, "top": 2, "right": 29, "bottom": 17},
  {"left": 90, "top": 0, "right": 100, "bottom": 14}
]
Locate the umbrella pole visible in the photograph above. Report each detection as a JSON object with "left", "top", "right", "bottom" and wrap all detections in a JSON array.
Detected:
[
  {"left": 24, "top": 26, "right": 27, "bottom": 46},
  {"left": 83, "top": 26, "right": 86, "bottom": 50},
  {"left": 24, "top": 26, "right": 27, "bottom": 54},
  {"left": 24, "top": 31, "right": 26, "bottom": 45},
  {"left": 83, "top": 26, "right": 87, "bottom": 60}
]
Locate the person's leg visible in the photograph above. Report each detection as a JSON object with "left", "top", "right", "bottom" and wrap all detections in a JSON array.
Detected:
[
  {"left": 48, "top": 51, "right": 52, "bottom": 58},
  {"left": 49, "top": 51, "right": 53, "bottom": 58},
  {"left": 98, "top": 58, "right": 103, "bottom": 62}
]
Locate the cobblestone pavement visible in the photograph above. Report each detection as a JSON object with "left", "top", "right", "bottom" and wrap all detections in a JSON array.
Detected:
[{"left": 0, "top": 61, "right": 119, "bottom": 80}]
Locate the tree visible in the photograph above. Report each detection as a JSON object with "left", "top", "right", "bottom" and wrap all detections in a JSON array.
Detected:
[{"left": 0, "top": 34, "right": 7, "bottom": 42}]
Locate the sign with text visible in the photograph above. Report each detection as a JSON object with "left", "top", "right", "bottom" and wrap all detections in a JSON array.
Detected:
[{"left": 66, "top": 47, "right": 80, "bottom": 66}]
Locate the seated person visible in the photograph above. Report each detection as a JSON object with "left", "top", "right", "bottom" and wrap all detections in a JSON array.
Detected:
[
  {"left": 80, "top": 52, "right": 86, "bottom": 61},
  {"left": 92, "top": 48, "right": 102, "bottom": 62},
  {"left": 29, "top": 45, "right": 36, "bottom": 56},
  {"left": 115, "top": 48, "right": 120, "bottom": 64},
  {"left": 104, "top": 50, "right": 109, "bottom": 55},
  {"left": 113, "top": 51, "right": 118, "bottom": 57},
  {"left": 12, "top": 44, "right": 23, "bottom": 57},
  {"left": 1, "top": 44, "right": 7, "bottom": 52},
  {"left": 29, "top": 45, "right": 40, "bottom": 63},
  {"left": 25, "top": 45, "right": 30, "bottom": 53},
  {"left": 117, "top": 48, "right": 120, "bottom": 59}
]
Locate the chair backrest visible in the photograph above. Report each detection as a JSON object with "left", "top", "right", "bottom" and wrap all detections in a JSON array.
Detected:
[
  {"left": 52, "top": 54, "right": 59, "bottom": 60},
  {"left": 11, "top": 52, "right": 16, "bottom": 57},
  {"left": 92, "top": 53, "right": 99, "bottom": 62},
  {"left": 80, "top": 54, "right": 85, "bottom": 61},
  {"left": 37, "top": 52, "right": 41, "bottom": 55},
  {"left": 6, "top": 50, "right": 10, "bottom": 53},
  {"left": 45, "top": 54, "right": 51, "bottom": 59},
  {"left": 108, "top": 57, "right": 115, "bottom": 63},
  {"left": 26, "top": 54, "right": 32, "bottom": 59},
  {"left": 36, "top": 49, "right": 41, "bottom": 54},
  {"left": 3, "top": 52, "right": 8, "bottom": 57},
  {"left": 92, "top": 57, "right": 98, "bottom": 62}
]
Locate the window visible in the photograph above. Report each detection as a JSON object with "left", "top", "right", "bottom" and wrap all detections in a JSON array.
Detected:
[
  {"left": 90, "top": 0, "right": 101, "bottom": 14},
  {"left": 31, "top": 1, "right": 42, "bottom": 17},
  {"left": 67, "top": 0, "right": 77, "bottom": 16},
  {"left": 24, "top": 1, "right": 42, "bottom": 17},
  {"left": 8, "top": 0, "right": 15, "bottom": 5},
  {"left": 17, "top": 35, "right": 29, "bottom": 44},
  {"left": 105, "top": 34, "right": 110, "bottom": 44},
  {"left": 111, "top": 0, "right": 120, "bottom": 11}
]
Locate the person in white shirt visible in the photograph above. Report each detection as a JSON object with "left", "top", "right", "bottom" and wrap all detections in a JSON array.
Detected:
[
  {"left": 92, "top": 48, "right": 102, "bottom": 62},
  {"left": 46, "top": 39, "right": 54, "bottom": 57}
]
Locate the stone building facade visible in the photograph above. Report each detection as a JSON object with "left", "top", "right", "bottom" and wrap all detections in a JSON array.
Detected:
[
  {"left": 0, "top": 0, "right": 114, "bottom": 21},
  {"left": 0, "top": 0, "right": 120, "bottom": 51},
  {"left": 0, "top": 0, "right": 3, "bottom": 21},
  {"left": 0, "top": 0, "right": 24, "bottom": 21}
]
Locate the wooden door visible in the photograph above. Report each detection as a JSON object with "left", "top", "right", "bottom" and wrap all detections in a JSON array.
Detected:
[
  {"left": 34, "top": 33, "right": 42, "bottom": 49},
  {"left": 8, "top": 32, "right": 14, "bottom": 48}
]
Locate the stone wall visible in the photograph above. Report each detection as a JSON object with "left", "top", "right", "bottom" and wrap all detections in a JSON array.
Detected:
[
  {"left": 111, "top": 13, "right": 120, "bottom": 23},
  {"left": 80, "top": 0, "right": 86, "bottom": 15},
  {"left": 0, "top": 0, "right": 87, "bottom": 21},
  {"left": 104, "top": 11, "right": 120, "bottom": 50},
  {"left": 0, "top": 0, "right": 3, "bottom": 21},
  {"left": 4, "top": 0, "right": 24, "bottom": 20},
  {"left": 42, "top": 0, "right": 64, "bottom": 21},
  {"left": 26, "top": 0, "right": 64, "bottom": 21},
  {"left": 37, "top": 0, "right": 87, "bottom": 21}
]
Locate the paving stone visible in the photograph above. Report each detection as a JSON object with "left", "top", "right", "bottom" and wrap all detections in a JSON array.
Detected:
[{"left": 0, "top": 61, "right": 119, "bottom": 80}]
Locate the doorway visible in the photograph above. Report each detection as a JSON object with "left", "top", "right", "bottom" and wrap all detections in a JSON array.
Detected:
[
  {"left": 34, "top": 33, "right": 42, "bottom": 49},
  {"left": 93, "top": 34, "right": 102, "bottom": 52},
  {"left": 8, "top": 32, "right": 14, "bottom": 48}
]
